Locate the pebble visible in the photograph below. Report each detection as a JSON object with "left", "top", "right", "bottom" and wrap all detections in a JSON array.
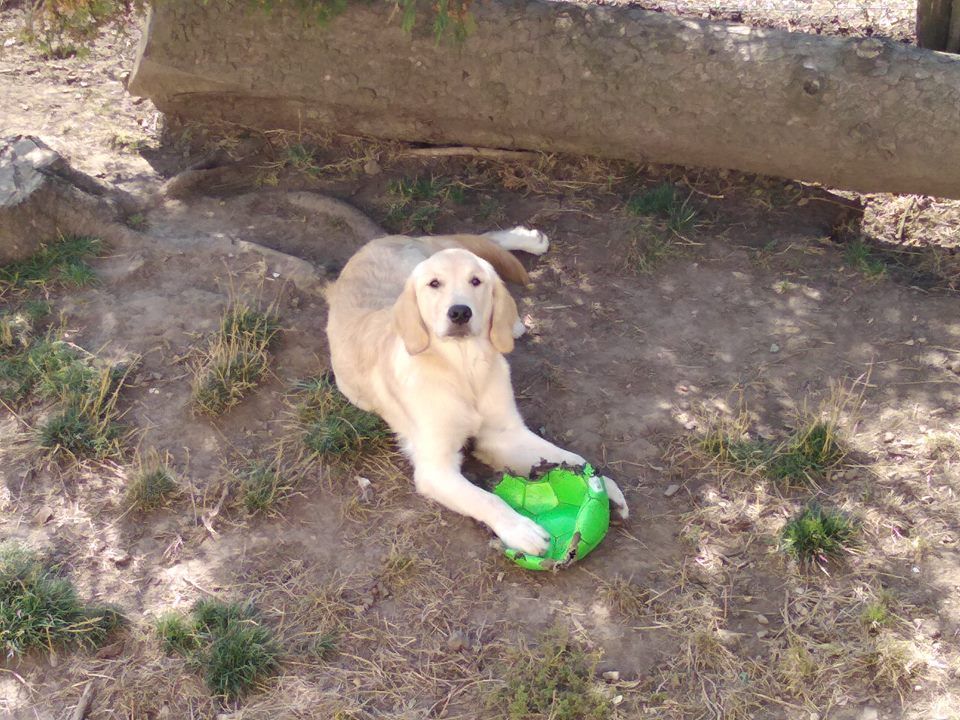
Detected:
[
  {"left": 363, "top": 159, "right": 382, "bottom": 175},
  {"left": 882, "top": 431, "right": 895, "bottom": 443},
  {"left": 33, "top": 506, "right": 54, "bottom": 526},
  {"left": 663, "top": 484, "right": 680, "bottom": 497},
  {"left": 859, "top": 708, "right": 879, "bottom": 720},
  {"left": 755, "top": 614, "right": 769, "bottom": 625},
  {"left": 602, "top": 670, "right": 620, "bottom": 683},
  {"left": 769, "top": 343, "right": 780, "bottom": 353},
  {"left": 756, "top": 629, "right": 768, "bottom": 639}
]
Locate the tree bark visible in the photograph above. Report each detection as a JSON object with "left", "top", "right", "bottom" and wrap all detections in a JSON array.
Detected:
[{"left": 129, "top": 0, "right": 960, "bottom": 199}]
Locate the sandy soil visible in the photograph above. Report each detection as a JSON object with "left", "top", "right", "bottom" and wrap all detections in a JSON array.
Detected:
[{"left": 2, "top": 4, "right": 960, "bottom": 720}]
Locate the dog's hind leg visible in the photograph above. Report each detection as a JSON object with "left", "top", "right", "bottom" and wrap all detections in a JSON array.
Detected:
[{"left": 483, "top": 226, "right": 550, "bottom": 256}]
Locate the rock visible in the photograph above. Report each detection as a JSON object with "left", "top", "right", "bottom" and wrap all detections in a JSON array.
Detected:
[
  {"left": 949, "top": 359, "right": 960, "bottom": 374},
  {"left": 94, "top": 640, "right": 125, "bottom": 659},
  {"left": 859, "top": 708, "right": 879, "bottom": 720},
  {"left": 111, "top": 551, "right": 133, "bottom": 567},
  {"left": 363, "top": 159, "right": 382, "bottom": 175},
  {"left": 769, "top": 343, "right": 780, "bottom": 353},
  {"left": 756, "top": 629, "right": 768, "bottom": 639},
  {"left": 755, "top": 614, "right": 769, "bottom": 625},
  {"left": 602, "top": 670, "right": 620, "bottom": 683},
  {"left": 882, "top": 431, "right": 895, "bottom": 443},
  {"left": 663, "top": 484, "right": 680, "bottom": 497},
  {"left": 33, "top": 505, "right": 54, "bottom": 526},
  {"left": 0, "top": 135, "right": 138, "bottom": 264}
]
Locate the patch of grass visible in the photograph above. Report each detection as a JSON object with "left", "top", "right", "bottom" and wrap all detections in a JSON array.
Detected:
[
  {"left": 625, "top": 233, "right": 678, "bottom": 274},
  {"left": 844, "top": 239, "right": 887, "bottom": 278},
  {"left": 234, "top": 460, "right": 292, "bottom": 515},
  {"left": 486, "top": 626, "right": 611, "bottom": 720},
  {"left": 626, "top": 184, "right": 678, "bottom": 217},
  {"left": 36, "top": 364, "right": 129, "bottom": 460},
  {"left": 294, "top": 376, "right": 390, "bottom": 459},
  {"left": 0, "top": 235, "right": 101, "bottom": 296},
  {"left": 282, "top": 143, "right": 321, "bottom": 174},
  {"left": 192, "top": 303, "right": 280, "bottom": 416},
  {"left": 626, "top": 183, "right": 699, "bottom": 236},
  {"left": 125, "top": 213, "right": 149, "bottom": 231},
  {"left": 698, "top": 413, "right": 844, "bottom": 486},
  {"left": 126, "top": 450, "right": 179, "bottom": 511},
  {"left": 767, "top": 419, "right": 844, "bottom": 483},
  {"left": 156, "top": 599, "right": 279, "bottom": 701},
  {"left": 388, "top": 176, "right": 462, "bottom": 203},
  {"left": 0, "top": 541, "right": 122, "bottom": 657},
  {"left": 384, "top": 175, "right": 466, "bottom": 233},
  {"left": 780, "top": 504, "right": 857, "bottom": 567},
  {"left": 156, "top": 612, "right": 200, "bottom": 655}
]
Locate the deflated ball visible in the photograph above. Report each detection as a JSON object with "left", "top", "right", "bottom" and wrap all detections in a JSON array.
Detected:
[{"left": 493, "top": 463, "right": 610, "bottom": 571}]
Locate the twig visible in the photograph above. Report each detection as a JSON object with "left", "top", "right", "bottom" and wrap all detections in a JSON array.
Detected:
[
  {"left": 398, "top": 146, "right": 540, "bottom": 162},
  {"left": 69, "top": 682, "right": 95, "bottom": 720}
]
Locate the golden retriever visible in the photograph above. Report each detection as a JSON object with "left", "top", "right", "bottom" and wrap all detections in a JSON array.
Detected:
[{"left": 325, "top": 227, "right": 628, "bottom": 556}]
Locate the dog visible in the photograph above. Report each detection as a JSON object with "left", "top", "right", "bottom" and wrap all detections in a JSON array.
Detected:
[{"left": 325, "top": 227, "right": 628, "bottom": 555}]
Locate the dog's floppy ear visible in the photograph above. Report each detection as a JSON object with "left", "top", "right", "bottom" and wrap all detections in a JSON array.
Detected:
[
  {"left": 489, "top": 276, "right": 519, "bottom": 354},
  {"left": 393, "top": 276, "right": 430, "bottom": 355}
]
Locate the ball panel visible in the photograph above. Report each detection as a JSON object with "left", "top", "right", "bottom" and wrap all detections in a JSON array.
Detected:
[
  {"left": 521, "top": 480, "right": 559, "bottom": 515},
  {"left": 546, "top": 470, "right": 588, "bottom": 506},
  {"left": 493, "top": 475, "right": 528, "bottom": 510}
]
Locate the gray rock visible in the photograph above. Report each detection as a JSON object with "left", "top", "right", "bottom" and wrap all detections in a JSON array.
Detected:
[{"left": 0, "top": 135, "right": 137, "bottom": 264}]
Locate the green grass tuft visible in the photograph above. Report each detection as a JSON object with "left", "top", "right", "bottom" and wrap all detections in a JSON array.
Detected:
[
  {"left": 156, "top": 599, "right": 279, "bottom": 700},
  {"left": 126, "top": 452, "right": 179, "bottom": 511},
  {"left": 384, "top": 175, "right": 466, "bottom": 233},
  {"left": 780, "top": 504, "right": 857, "bottom": 567},
  {"left": 0, "top": 235, "right": 102, "bottom": 296},
  {"left": 700, "top": 416, "right": 844, "bottom": 485},
  {"left": 0, "top": 541, "right": 122, "bottom": 657},
  {"left": 193, "top": 304, "right": 280, "bottom": 416},
  {"left": 625, "top": 233, "right": 679, "bottom": 274},
  {"left": 156, "top": 612, "right": 200, "bottom": 655},
  {"left": 295, "top": 376, "right": 390, "bottom": 458},
  {"left": 626, "top": 183, "right": 698, "bottom": 236},
  {"left": 35, "top": 365, "right": 128, "bottom": 460},
  {"left": 234, "top": 460, "right": 291, "bottom": 515},
  {"left": 626, "top": 184, "right": 678, "bottom": 216},
  {"left": 204, "top": 621, "right": 280, "bottom": 699},
  {"left": 767, "top": 420, "right": 844, "bottom": 483},
  {"left": 844, "top": 239, "right": 887, "bottom": 278},
  {"left": 486, "top": 626, "right": 611, "bottom": 720}
]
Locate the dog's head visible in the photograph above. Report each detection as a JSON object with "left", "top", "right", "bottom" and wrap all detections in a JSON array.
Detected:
[{"left": 393, "top": 248, "right": 519, "bottom": 356}]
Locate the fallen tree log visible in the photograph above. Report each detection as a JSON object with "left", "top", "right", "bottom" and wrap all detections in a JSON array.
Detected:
[{"left": 129, "top": 0, "right": 960, "bottom": 199}]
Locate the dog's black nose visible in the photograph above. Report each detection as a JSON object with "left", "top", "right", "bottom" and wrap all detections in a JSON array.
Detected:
[{"left": 448, "top": 304, "right": 472, "bottom": 325}]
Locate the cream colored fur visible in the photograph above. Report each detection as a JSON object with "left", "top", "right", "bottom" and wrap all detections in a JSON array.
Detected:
[{"left": 325, "top": 227, "right": 628, "bottom": 555}]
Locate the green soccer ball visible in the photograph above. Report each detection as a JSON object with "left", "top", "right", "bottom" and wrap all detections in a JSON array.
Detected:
[{"left": 492, "top": 463, "right": 610, "bottom": 572}]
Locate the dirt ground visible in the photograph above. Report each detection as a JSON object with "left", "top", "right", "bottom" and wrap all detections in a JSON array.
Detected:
[{"left": 2, "top": 4, "right": 960, "bottom": 720}]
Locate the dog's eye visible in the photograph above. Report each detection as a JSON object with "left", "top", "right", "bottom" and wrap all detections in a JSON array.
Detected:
[
  {"left": 470, "top": 277, "right": 482, "bottom": 287},
  {"left": 428, "top": 279, "right": 441, "bottom": 289}
]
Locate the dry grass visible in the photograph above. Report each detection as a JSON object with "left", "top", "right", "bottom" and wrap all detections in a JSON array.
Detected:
[{"left": 192, "top": 302, "right": 280, "bottom": 416}]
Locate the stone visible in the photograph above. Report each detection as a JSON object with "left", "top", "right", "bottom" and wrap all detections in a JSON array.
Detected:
[
  {"left": 602, "top": 670, "right": 620, "bottom": 682},
  {"left": 663, "top": 483, "right": 680, "bottom": 497},
  {"left": 0, "top": 135, "right": 136, "bottom": 264},
  {"left": 755, "top": 614, "right": 769, "bottom": 625}
]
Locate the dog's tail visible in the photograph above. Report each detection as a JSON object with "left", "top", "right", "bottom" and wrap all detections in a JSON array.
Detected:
[{"left": 428, "top": 234, "right": 531, "bottom": 286}]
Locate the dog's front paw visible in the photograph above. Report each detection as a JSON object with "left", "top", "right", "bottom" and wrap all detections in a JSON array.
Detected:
[
  {"left": 491, "top": 506, "right": 550, "bottom": 556},
  {"left": 601, "top": 475, "right": 629, "bottom": 521}
]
